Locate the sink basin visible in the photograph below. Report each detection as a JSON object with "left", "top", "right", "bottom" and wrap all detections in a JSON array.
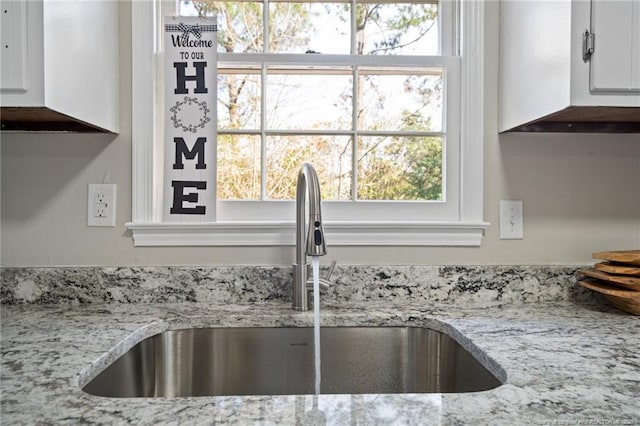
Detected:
[{"left": 82, "top": 327, "right": 502, "bottom": 397}]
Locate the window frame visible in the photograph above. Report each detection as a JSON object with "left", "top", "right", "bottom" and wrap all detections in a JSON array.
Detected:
[{"left": 127, "top": 0, "right": 488, "bottom": 246}]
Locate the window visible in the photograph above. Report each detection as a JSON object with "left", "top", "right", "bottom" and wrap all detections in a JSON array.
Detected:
[{"left": 127, "top": 0, "right": 487, "bottom": 246}]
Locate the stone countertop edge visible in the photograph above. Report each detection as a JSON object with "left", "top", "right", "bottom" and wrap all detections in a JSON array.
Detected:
[{"left": 1, "top": 300, "right": 639, "bottom": 425}]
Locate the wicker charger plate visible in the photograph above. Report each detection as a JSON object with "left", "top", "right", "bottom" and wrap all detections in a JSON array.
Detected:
[
  {"left": 593, "top": 262, "right": 640, "bottom": 277},
  {"left": 579, "top": 278, "right": 640, "bottom": 316},
  {"left": 577, "top": 268, "right": 640, "bottom": 291},
  {"left": 592, "top": 250, "right": 640, "bottom": 266}
]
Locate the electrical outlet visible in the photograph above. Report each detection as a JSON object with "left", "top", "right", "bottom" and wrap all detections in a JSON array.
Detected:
[
  {"left": 94, "top": 204, "right": 107, "bottom": 218},
  {"left": 499, "top": 200, "right": 523, "bottom": 239},
  {"left": 88, "top": 184, "right": 116, "bottom": 227}
]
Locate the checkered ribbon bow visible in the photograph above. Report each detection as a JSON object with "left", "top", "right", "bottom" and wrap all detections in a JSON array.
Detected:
[
  {"left": 165, "top": 22, "right": 218, "bottom": 43},
  {"left": 178, "top": 23, "right": 201, "bottom": 44}
]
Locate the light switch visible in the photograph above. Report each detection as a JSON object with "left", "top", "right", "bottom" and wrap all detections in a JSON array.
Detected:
[{"left": 499, "top": 200, "right": 523, "bottom": 239}]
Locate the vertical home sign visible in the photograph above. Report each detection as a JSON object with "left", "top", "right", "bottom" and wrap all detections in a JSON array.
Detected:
[{"left": 163, "top": 16, "right": 217, "bottom": 222}]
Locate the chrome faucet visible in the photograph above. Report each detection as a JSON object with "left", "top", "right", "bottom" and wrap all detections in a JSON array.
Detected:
[{"left": 292, "top": 163, "right": 334, "bottom": 311}]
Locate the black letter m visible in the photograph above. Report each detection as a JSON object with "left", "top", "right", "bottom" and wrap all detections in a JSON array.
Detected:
[{"left": 173, "top": 137, "right": 207, "bottom": 170}]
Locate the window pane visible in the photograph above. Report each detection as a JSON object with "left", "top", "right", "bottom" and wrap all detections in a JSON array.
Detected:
[
  {"left": 268, "top": 2, "right": 350, "bottom": 54},
  {"left": 266, "top": 71, "right": 352, "bottom": 130},
  {"left": 179, "top": 1, "right": 264, "bottom": 53},
  {"left": 357, "top": 136, "right": 442, "bottom": 200},
  {"left": 218, "top": 134, "right": 261, "bottom": 199},
  {"left": 266, "top": 135, "right": 352, "bottom": 200},
  {"left": 355, "top": 1, "right": 439, "bottom": 55},
  {"left": 218, "top": 72, "right": 261, "bottom": 129},
  {"left": 359, "top": 70, "right": 443, "bottom": 132}
]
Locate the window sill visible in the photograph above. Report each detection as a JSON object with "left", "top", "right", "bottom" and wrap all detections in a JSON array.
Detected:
[{"left": 126, "top": 221, "right": 490, "bottom": 246}]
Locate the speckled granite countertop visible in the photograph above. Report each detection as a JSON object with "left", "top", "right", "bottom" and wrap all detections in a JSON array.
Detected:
[{"left": 2, "top": 300, "right": 639, "bottom": 425}]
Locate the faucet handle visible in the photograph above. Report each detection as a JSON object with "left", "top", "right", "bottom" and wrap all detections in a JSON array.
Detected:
[
  {"left": 306, "top": 260, "right": 337, "bottom": 294},
  {"left": 324, "top": 260, "right": 337, "bottom": 281}
]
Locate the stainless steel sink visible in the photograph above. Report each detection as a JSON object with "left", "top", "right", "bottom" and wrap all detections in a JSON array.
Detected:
[{"left": 82, "top": 327, "right": 502, "bottom": 397}]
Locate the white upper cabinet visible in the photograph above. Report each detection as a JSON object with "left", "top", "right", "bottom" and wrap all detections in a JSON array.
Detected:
[
  {"left": 499, "top": 0, "right": 640, "bottom": 133},
  {"left": 0, "top": 0, "right": 119, "bottom": 133},
  {"left": 589, "top": 0, "right": 640, "bottom": 92}
]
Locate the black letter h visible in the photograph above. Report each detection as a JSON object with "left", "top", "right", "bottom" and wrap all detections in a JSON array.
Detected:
[{"left": 174, "top": 62, "right": 208, "bottom": 94}]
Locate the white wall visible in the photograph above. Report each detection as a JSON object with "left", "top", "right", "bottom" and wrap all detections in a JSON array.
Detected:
[{"left": 1, "top": 1, "right": 639, "bottom": 267}]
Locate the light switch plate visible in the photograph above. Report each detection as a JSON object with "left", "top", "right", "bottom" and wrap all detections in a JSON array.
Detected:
[
  {"left": 499, "top": 200, "right": 523, "bottom": 239},
  {"left": 88, "top": 184, "right": 116, "bottom": 227}
]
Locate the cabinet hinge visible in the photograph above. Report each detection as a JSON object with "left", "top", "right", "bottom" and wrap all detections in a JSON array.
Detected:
[{"left": 582, "top": 29, "right": 594, "bottom": 62}]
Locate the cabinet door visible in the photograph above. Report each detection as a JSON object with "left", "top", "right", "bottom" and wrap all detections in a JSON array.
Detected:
[
  {"left": 0, "top": 0, "right": 27, "bottom": 92},
  {"left": 590, "top": 0, "right": 640, "bottom": 92}
]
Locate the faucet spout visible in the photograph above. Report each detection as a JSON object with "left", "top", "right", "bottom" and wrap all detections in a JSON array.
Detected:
[
  {"left": 293, "top": 163, "right": 327, "bottom": 311},
  {"left": 298, "top": 163, "right": 327, "bottom": 259}
]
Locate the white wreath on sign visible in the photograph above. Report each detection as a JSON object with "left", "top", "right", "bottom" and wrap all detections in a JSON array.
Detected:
[{"left": 170, "top": 96, "right": 211, "bottom": 133}]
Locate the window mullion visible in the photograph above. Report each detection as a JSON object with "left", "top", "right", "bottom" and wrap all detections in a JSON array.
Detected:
[
  {"left": 261, "top": 63, "right": 267, "bottom": 200},
  {"left": 352, "top": 65, "right": 359, "bottom": 202},
  {"left": 218, "top": 53, "right": 454, "bottom": 68},
  {"left": 263, "top": 0, "right": 269, "bottom": 55},
  {"left": 261, "top": 0, "right": 269, "bottom": 200},
  {"left": 439, "top": 0, "right": 458, "bottom": 56},
  {"left": 351, "top": 0, "right": 357, "bottom": 55}
]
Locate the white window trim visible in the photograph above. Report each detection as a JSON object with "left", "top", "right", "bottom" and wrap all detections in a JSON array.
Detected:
[{"left": 126, "top": 0, "right": 488, "bottom": 247}]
